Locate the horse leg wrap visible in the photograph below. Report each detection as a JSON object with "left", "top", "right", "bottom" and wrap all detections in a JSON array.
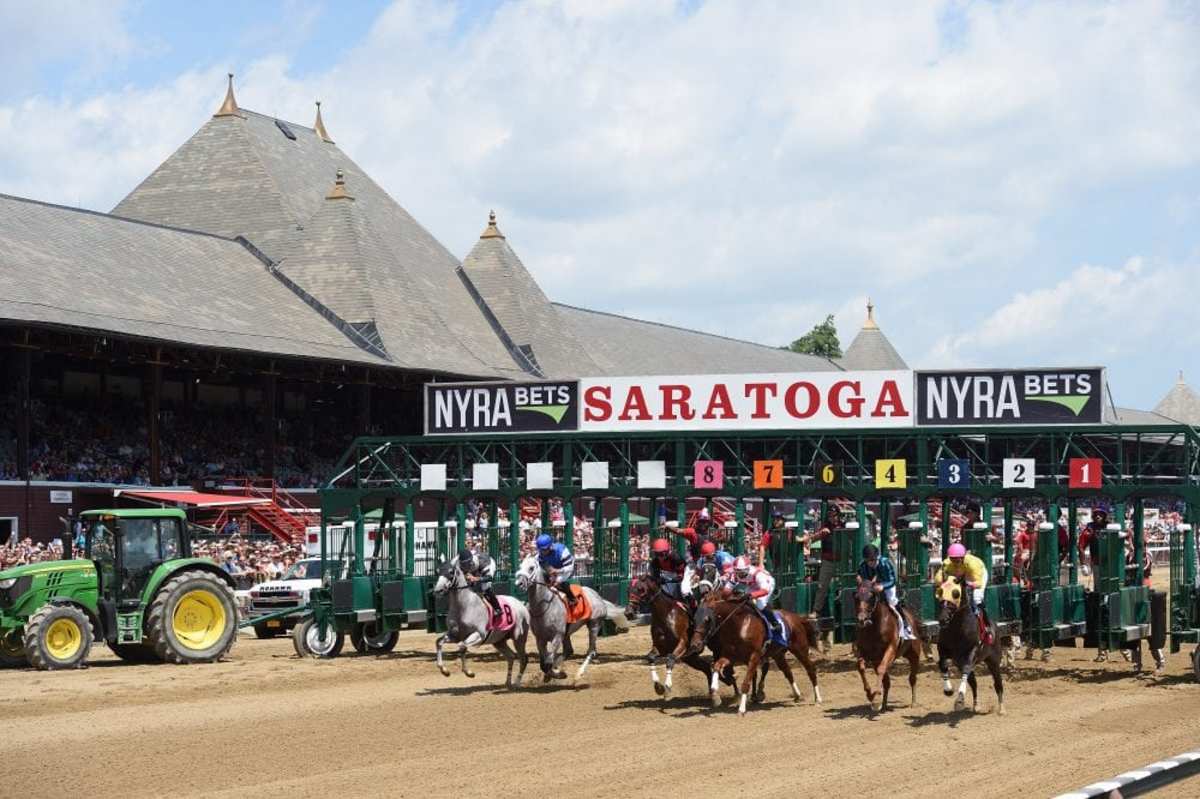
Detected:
[
  {"left": 650, "top": 664, "right": 660, "bottom": 684},
  {"left": 813, "top": 685, "right": 823, "bottom": 704},
  {"left": 738, "top": 692, "right": 748, "bottom": 716},
  {"left": 791, "top": 680, "right": 802, "bottom": 700},
  {"left": 941, "top": 671, "right": 952, "bottom": 696},
  {"left": 576, "top": 652, "right": 594, "bottom": 680},
  {"left": 710, "top": 670, "right": 720, "bottom": 694},
  {"left": 955, "top": 673, "right": 969, "bottom": 710}
]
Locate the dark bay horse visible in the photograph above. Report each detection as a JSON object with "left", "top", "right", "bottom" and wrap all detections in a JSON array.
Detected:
[
  {"left": 852, "top": 583, "right": 923, "bottom": 712},
  {"left": 688, "top": 593, "right": 821, "bottom": 716},
  {"left": 625, "top": 574, "right": 718, "bottom": 697},
  {"left": 935, "top": 578, "right": 1005, "bottom": 715}
]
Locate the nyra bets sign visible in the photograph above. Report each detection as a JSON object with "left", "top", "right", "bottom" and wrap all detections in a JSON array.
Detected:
[
  {"left": 425, "top": 380, "right": 579, "bottom": 435},
  {"left": 915, "top": 368, "right": 1105, "bottom": 426},
  {"left": 579, "top": 371, "right": 913, "bottom": 432}
]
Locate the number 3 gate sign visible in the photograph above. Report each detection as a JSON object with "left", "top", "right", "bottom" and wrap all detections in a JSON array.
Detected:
[
  {"left": 937, "top": 458, "right": 971, "bottom": 489},
  {"left": 694, "top": 460, "right": 724, "bottom": 489}
]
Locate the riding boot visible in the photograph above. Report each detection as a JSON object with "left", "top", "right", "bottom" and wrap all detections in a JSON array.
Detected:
[
  {"left": 485, "top": 588, "right": 501, "bottom": 620},
  {"left": 561, "top": 584, "right": 575, "bottom": 606}
]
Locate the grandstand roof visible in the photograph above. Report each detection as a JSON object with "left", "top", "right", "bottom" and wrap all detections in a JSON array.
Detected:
[
  {"left": 553, "top": 303, "right": 838, "bottom": 375},
  {"left": 460, "top": 213, "right": 601, "bottom": 378},
  {"left": 0, "top": 193, "right": 388, "bottom": 365},
  {"left": 1153, "top": 372, "right": 1200, "bottom": 426},
  {"left": 839, "top": 301, "right": 908, "bottom": 370}
]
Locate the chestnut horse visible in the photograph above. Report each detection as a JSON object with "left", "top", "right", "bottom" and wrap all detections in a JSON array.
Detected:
[
  {"left": 688, "top": 593, "right": 821, "bottom": 716},
  {"left": 625, "top": 573, "right": 724, "bottom": 697},
  {"left": 853, "top": 582, "right": 923, "bottom": 712}
]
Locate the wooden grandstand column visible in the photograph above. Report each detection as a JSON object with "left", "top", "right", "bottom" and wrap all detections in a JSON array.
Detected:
[
  {"left": 261, "top": 367, "right": 277, "bottom": 479},
  {"left": 146, "top": 358, "right": 162, "bottom": 485}
]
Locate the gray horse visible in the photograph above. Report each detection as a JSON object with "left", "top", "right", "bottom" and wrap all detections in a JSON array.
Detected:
[
  {"left": 432, "top": 560, "right": 530, "bottom": 689},
  {"left": 514, "top": 554, "right": 628, "bottom": 682}
]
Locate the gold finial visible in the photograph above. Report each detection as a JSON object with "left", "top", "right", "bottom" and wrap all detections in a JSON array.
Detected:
[
  {"left": 480, "top": 209, "right": 505, "bottom": 239},
  {"left": 326, "top": 168, "right": 353, "bottom": 200},
  {"left": 214, "top": 72, "right": 241, "bottom": 117},
  {"left": 313, "top": 101, "right": 334, "bottom": 143},
  {"left": 863, "top": 298, "right": 878, "bottom": 330}
]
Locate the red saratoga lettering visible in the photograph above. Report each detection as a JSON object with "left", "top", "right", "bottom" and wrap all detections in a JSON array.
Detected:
[
  {"left": 744, "top": 383, "right": 777, "bottom": 419},
  {"left": 829, "top": 381, "right": 864, "bottom": 418},
  {"left": 783, "top": 381, "right": 820, "bottom": 419},
  {"left": 583, "top": 385, "right": 612, "bottom": 422},
  {"left": 618, "top": 385, "right": 652, "bottom": 421},
  {"left": 870, "top": 380, "right": 908, "bottom": 418},
  {"left": 659, "top": 384, "right": 696, "bottom": 421},
  {"left": 702, "top": 384, "right": 736, "bottom": 420}
]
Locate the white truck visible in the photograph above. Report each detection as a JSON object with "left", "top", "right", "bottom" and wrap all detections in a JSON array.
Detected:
[{"left": 246, "top": 558, "right": 325, "bottom": 639}]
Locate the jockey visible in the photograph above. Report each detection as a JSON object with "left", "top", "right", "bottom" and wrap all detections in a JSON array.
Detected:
[
  {"left": 459, "top": 547, "right": 501, "bottom": 620},
  {"left": 731, "top": 555, "right": 781, "bottom": 637},
  {"left": 649, "top": 538, "right": 688, "bottom": 600},
  {"left": 536, "top": 533, "right": 577, "bottom": 606},
  {"left": 683, "top": 540, "right": 722, "bottom": 599},
  {"left": 856, "top": 544, "right": 913, "bottom": 640},
  {"left": 935, "top": 543, "right": 990, "bottom": 636}
]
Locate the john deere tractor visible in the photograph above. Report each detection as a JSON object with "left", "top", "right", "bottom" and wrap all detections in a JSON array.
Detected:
[{"left": 0, "top": 508, "right": 237, "bottom": 670}]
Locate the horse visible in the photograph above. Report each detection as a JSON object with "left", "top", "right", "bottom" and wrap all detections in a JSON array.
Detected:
[
  {"left": 851, "top": 582, "right": 923, "bottom": 712},
  {"left": 513, "top": 554, "right": 627, "bottom": 682},
  {"left": 625, "top": 573, "right": 723, "bottom": 697},
  {"left": 688, "top": 592, "right": 822, "bottom": 716},
  {"left": 935, "top": 578, "right": 1005, "bottom": 715},
  {"left": 431, "top": 559, "right": 530, "bottom": 689}
]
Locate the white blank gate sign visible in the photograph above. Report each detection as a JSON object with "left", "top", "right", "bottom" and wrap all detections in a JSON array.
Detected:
[
  {"left": 1002, "top": 458, "right": 1035, "bottom": 489},
  {"left": 581, "top": 461, "right": 609, "bottom": 490},
  {"left": 526, "top": 462, "right": 554, "bottom": 490},
  {"left": 420, "top": 463, "right": 447, "bottom": 492},
  {"left": 637, "top": 460, "right": 666, "bottom": 490},
  {"left": 473, "top": 462, "right": 499, "bottom": 491}
]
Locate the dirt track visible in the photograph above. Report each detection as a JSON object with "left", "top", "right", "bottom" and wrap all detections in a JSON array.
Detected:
[{"left": 2, "top": 625, "right": 1199, "bottom": 799}]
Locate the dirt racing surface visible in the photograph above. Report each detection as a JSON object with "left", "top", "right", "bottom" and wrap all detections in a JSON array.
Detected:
[{"left": 2, "top": 626, "right": 1199, "bottom": 799}]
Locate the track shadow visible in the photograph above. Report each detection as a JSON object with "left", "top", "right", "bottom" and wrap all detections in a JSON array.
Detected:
[
  {"left": 413, "top": 683, "right": 516, "bottom": 698},
  {"left": 822, "top": 704, "right": 885, "bottom": 721},
  {"left": 905, "top": 708, "right": 993, "bottom": 728},
  {"left": 1004, "top": 666, "right": 1137, "bottom": 685}
]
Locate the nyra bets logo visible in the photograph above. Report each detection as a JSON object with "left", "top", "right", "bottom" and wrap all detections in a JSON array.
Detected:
[
  {"left": 425, "top": 381, "right": 579, "bottom": 435},
  {"left": 916, "top": 368, "right": 1104, "bottom": 426}
]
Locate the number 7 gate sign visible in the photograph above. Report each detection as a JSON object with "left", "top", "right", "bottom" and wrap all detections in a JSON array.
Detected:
[
  {"left": 1069, "top": 458, "right": 1102, "bottom": 489},
  {"left": 694, "top": 460, "right": 724, "bottom": 489}
]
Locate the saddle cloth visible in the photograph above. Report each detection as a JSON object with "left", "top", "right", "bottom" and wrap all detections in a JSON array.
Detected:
[
  {"left": 486, "top": 597, "right": 517, "bottom": 633},
  {"left": 763, "top": 610, "right": 788, "bottom": 647},
  {"left": 560, "top": 585, "right": 592, "bottom": 624}
]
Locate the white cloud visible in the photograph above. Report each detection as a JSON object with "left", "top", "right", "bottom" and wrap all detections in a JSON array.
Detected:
[{"left": 0, "top": 1, "right": 135, "bottom": 94}]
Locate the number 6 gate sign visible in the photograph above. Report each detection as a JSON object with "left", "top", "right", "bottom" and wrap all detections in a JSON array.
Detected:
[{"left": 694, "top": 460, "right": 724, "bottom": 489}]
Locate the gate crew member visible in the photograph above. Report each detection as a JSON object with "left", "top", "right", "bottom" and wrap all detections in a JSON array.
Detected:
[
  {"left": 536, "top": 533, "right": 577, "bottom": 606},
  {"left": 857, "top": 544, "right": 913, "bottom": 639},
  {"left": 731, "top": 556, "right": 781, "bottom": 637},
  {"left": 649, "top": 538, "right": 688, "bottom": 600},
  {"left": 459, "top": 547, "right": 500, "bottom": 621},
  {"left": 665, "top": 518, "right": 713, "bottom": 563},
  {"left": 801, "top": 507, "right": 842, "bottom": 649},
  {"left": 757, "top": 511, "right": 792, "bottom": 570},
  {"left": 935, "top": 542, "right": 991, "bottom": 643}
]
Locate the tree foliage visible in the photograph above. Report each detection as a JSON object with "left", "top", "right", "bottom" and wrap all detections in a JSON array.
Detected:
[{"left": 787, "top": 314, "right": 842, "bottom": 358}]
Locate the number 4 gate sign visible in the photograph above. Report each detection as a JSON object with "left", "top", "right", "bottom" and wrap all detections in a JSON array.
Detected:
[
  {"left": 875, "top": 459, "right": 907, "bottom": 489},
  {"left": 694, "top": 460, "right": 724, "bottom": 489}
]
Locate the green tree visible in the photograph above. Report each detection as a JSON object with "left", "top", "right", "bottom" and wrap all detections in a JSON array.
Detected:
[{"left": 787, "top": 314, "right": 842, "bottom": 358}]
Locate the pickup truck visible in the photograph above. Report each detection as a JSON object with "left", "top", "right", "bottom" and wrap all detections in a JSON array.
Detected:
[{"left": 246, "top": 559, "right": 323, "bottom": 639}]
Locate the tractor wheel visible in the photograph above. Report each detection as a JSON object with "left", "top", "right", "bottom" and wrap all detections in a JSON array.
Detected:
[
  {"left": 24, "top": 605, "right": 92, "bottom": 670},
  {"left": 146, "top": 570, "right": 237, "bottom": 664},
  {"left": 351, "top": 622, "right": 399, "bottom": 654},
  {"left": 292, "top": 617, "right": 344, "bottom": 658},
  {"left": 0, "top": 627, "right": 28, "bottom": 667},
  {"left": 109, "top": 643, "right": 161, "bottom": 664},
  {"left": 253, "top": 624, "right": 280, "bottom": 640}
]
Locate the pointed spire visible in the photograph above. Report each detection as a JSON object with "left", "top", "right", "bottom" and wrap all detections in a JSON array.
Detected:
[
  {"left": 214, "top": 73, "right": 241, "bottom": 118},
  {"left": 326, "top": 168, "right": 353, "bottom": 201},
  {"left": 313, "top": 101, "right": 334, "bottom": 143},
  {"left": 863, "top": 298, "right": 879, "bottom": 330},
  {"left": 480, "top": 210, "right": 505, "bottom": 239}
]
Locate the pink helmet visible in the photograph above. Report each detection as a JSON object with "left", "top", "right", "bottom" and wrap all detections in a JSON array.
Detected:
[
  {"left": 947, "top": 543, "right": 967, "bottom": 559},
  {"left": 699, "top": 508, "right": 711, "bottom": 520}
]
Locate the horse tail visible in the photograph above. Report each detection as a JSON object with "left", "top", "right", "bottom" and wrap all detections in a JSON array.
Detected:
[
  {"left": 603, "top": 599, "right": 630, "bottom": 631},
  {"left": 803, "top": 615, "right": 821, "bottom": 651}
]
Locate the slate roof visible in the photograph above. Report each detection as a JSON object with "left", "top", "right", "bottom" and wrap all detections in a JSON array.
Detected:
[
  {"left": 0, "top": 194, "right": 388, "bottom": 366},
  {"left": 552, "top": 303, "right": 838, "bottom": 376},
  {"left": 460, "top": 214, "right": 601, "bottom": 378},
  {"left": 112, "top": 108, "right": 523, "bottom": 378},
  {"left": 839, "top": 303, "right": 908, "bottom": 370},
  {"left": 1154, "top": 374, "right": 1200, "bottom": 426}
]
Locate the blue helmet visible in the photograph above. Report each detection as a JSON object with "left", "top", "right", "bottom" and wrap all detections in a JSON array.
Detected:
[
  {"left": 535, "top": 533, "right": 554, "bottom": 550},
  {"left": 714, "top": 551, "right": 734, "bottom": 568}
]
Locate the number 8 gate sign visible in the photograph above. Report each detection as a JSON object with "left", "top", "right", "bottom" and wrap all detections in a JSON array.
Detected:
[{"left": 694, "top": 460, "right": 724, "bottom": 489}]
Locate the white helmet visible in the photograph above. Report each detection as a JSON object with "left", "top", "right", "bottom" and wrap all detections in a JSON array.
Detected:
[{"left": 733, "top": 555, "right": 751, "bottom": 577}]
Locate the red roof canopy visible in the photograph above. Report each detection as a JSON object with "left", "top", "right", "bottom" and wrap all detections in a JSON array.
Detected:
[{"left": 116, "top": 490, "right": 270, "bottom": 509}]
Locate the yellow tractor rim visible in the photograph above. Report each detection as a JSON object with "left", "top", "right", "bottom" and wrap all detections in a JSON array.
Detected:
[
  {"left": 172, "top": 590, "right": 227, "bottom": 650},
  {"left": 45, "top": 618, "right": 82, "bottom": 661}
]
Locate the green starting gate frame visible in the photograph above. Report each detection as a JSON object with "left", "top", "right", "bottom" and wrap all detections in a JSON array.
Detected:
[{"left": 312, "top": 424, "right": 1200, "bottom": 647}]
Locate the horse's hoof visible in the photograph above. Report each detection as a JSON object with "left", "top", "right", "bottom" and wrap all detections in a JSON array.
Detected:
[
  {"left": 953, "top": 694, "right": 966, "bottom": 712},
  {"left": 753, "top": 692, "right": 765, "bottom": 704},
  {"left": 552, "top": 670, "right": 568, "bottom": 680},
  {"left": 463, "top": 670, "right": 475, "bottom": 679},
  {"left": 942, "top": 688, "right": 954, "bottom": 697},
  {"left": 543, "top": 674, "right": 552, "bottom": 684},
  {"left": 710, "top": 692, "right": 722, "bottom": 708},
  {"left": 997, "top": 702, "right": 1006, "bottom": 716},
  {"left": 869, "top": 697, "right": 882, "bottom": 712},
  {"left": 653, "top": 682, "right": 666, "bottom": 696},
  {"left": 438, "top": 666, "right": 450, "bottom": 677}
]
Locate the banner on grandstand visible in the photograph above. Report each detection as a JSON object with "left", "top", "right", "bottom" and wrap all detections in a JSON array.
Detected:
[
  {"left": 578, "top": 371, "right": 914, "bottom": 432},
  {"left": 424, "top": 380, "right": 579, "bottom": 435},
  {"left": 915, "top": 367, "right": 1105, "bottom": 426}
]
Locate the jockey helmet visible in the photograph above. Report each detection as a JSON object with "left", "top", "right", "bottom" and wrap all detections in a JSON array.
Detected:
[
  {"left": 700, "top": 541, "right": 717, "bottom": 556},
  {"left": 651, "top": 538, "right": 671, "bottom": 555},
  {"left": 733, "top": 555, "right": 751, "bottom": 577},
  {"left": 699, "top": 508, "right": 711, "bottom": 520},
  {"left": 458, "top": 548, "right": 474, "bottom": 567},
  {"left": 535, "top": 533, "right": 554, "bottom": 550},
  {"left": 947, "top": 542, "right": 967, "bottom": 559},
  {"left": 862, "top": 544, "right": 879, "bottom": 560}
]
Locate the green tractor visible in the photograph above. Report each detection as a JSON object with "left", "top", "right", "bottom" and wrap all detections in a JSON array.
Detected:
[{"left": 0, "top": 508, "right": 237, "bottom": 670}]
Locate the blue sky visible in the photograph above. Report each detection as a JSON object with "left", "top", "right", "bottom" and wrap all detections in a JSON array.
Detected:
[{"left": 0, "top": 0, "right": 1197, "bottom": 410}]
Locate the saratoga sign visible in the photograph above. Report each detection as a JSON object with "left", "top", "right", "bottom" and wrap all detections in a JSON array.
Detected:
[{"left": 579, "top": 371, "right": 913, "bottom": 432}]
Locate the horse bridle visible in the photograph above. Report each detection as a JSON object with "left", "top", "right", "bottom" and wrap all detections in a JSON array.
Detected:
[{"left": 518, "top": 569, "right": 559, "bottom": 620}]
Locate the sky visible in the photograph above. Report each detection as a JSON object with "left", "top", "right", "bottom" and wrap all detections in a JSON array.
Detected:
[{"left": 0, "top": 0, "right": 1197, "bottom": 410}]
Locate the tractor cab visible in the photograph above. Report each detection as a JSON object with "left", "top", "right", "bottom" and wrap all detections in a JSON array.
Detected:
[{"left": 82, "top": 510, "right": 189, "bottom": 617}]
